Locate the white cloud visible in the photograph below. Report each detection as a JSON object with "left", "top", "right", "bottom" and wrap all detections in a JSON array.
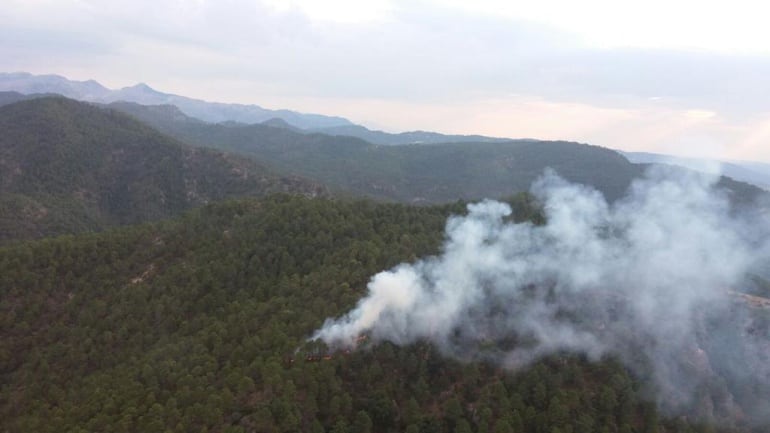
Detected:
[
  {"left": 430, "top": 0, "right": 770, "bottom": 54},
  {"left": 3, "top": 0, "right": 770, "bottom": 161},
  {"left": 262, "top": 0, "right": 395, "bottom": 23}
]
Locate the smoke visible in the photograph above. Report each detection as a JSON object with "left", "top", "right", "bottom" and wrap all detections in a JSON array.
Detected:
[{"left": 312, "top": 166, "right": 770, "bottom": 422}]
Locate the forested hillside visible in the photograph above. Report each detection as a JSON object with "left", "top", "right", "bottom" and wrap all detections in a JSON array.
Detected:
[
  {"left": 0, "top": 97, "right": 324, "bottom": 243},
  {"left": 111, "top": 100, "right": 638, "bottom": 202},
  {"left": 0, "top": 91, "right": 41, "bottom": 107},
  {"left": 111, "top": 101, "right": 768, "bottom": 205},
  {"left": 306, "top": 123, "right": 510, "bottom": 145},
  {"left": 0, "top": 194, "right": 757, "bottom": 433}
]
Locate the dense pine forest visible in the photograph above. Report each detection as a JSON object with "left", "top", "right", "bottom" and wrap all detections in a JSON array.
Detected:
[
  {"left": 1, "top": 194, "right": 758, "bottom": 433},
  {"left": 0, "top": 97, "right": 324, "bottom": 243}
]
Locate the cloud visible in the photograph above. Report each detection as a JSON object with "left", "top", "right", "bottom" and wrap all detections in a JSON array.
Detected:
[
  {"left": 263, "top": 0, "right": 395, "bottom": 23},
  {"left": 5, "top": 0, "right": 770, "bottom": 109},
  {"left": 4, "top": 0, "right": 770, "bottom": 161}
]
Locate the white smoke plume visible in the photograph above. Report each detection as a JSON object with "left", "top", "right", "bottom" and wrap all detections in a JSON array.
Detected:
[{"left": 312, "top": 166, "right": 770, "bottom": 422}]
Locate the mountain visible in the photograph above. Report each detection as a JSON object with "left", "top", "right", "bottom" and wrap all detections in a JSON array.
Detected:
[
  {"left": 1, "top": 72, "right": 516, "bottom": 145},
  {"left": 109, "top": 101, "right": 636, "bottom": 201},
  {"left": 0, "top": 72, "right": 111, "bottom": 100},
  {"left": 0, "top": 97, "right": 325, "bottom": 243},
  {"left": 308, "top": 123, "right": 512, "bottom": 145},
  {"left": 2, "top": 194, "right": 757, "bottom": 433},
  {"left": 101, "top": 82, "right": 352, "bottom": 128},
  {"left": 260, "top": 117, "right": 302, "bottom": 131},
  {"left": 0, "top": 72, "right": 352, "bottom": 129},
  {"left": 0, "top": 90, "right": 46, "bottom": 106},
  {"left": 623, "top": 151, "right": 770, "bottom": 191},
  {"left": 111, "top": 101, "right": 770, "bottom": 206}
]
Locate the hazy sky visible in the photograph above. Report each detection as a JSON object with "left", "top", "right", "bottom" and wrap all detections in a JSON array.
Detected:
[{"left": 4, "top": 0, "right": 770, "bottom": 162}]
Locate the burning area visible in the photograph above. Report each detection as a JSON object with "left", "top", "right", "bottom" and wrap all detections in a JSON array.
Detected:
[{"left": 313, "top": 166, "right": 770, "bottom": 425}]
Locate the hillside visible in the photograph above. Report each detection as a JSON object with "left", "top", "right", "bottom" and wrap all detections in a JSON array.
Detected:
[
  {"left": 0, "top": 97, "right": 324, "bottom": 243},
  {"left": 0, "top": 90, "right": 41, "bottom": 106},
  {"left": 110, "top": 102, "right": 645, "bottom": 202},
  {"left": 306, "top": 124, "right": 511, "bottom": 145},
  {"left": 1, "top": 194, "right": 756, "bottom": 433},
  {"left": 112, "top": 101, "right": 770, "bottom": 206}
]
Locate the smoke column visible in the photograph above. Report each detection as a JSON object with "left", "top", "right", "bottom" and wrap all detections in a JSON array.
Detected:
[{"left": 312, "top": 166, "right": 770, "bottom": 422}]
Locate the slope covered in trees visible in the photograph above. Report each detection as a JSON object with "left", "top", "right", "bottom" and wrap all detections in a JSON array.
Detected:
[
  {"left": 0, "top": 97, "right": 324, "bottom": 243},
  {"left": 111, "top": 100, "right": 638, "bottom": 202},
  {"left": 305, "top": 123, "right": 510, "bottom": 145},
  {"left": 111, "top": 101, "right": 769, "bottom": 206},
  {"left": 1, "top": 194, "right": 761, "bottom": 433},
  {"left": 0, "top": 90, "right": 42, "bottom": 107}
]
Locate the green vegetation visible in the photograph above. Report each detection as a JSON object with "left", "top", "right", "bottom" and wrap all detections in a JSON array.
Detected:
[
  {"left": 0, "top": 97, "right": 324, "bottom": 243},
  {"left": 307, "top": 123, "right": 511, "bottom": 145},
  {"left": 110, "top": 102, "right": 643, "bottom": 202},
  {"left": 112, "top": 101, "right": 768, "bottom": 206},
  {"left": 0, "top": 194, "right": 754, "bottom": 432},
  {"left": 0, "top": 91, "right": 40, "bottom": 107}
]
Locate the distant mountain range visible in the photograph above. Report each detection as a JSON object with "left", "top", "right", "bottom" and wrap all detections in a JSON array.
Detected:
[
  {"left": 108, "top": 100, "right": 767, "bottom": 206},
  {"left": 0, "top": 72, "right": 351, "bottom": 129},
  {"left": 0, "top": 72, "right": 510, "bottom": 145},
  {"left": 0, "top": 78, "right": 766, "bottom": 244},
  {"left": 107, "top": 100, "right": 637, "bottom": 202},
  {"left": 623, "top": 151, "right": 770, "bottom": 191},
  {"left": 306, "top": 123, "right": 511, "bottom": 145}
]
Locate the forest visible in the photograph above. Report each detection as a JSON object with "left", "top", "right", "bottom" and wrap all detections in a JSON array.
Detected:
[
  {"left": 1, "top": 193, "right": 757, "bottom": 433},
  {"left": 0, "top": 97, "right": 324, "bottom": 243}
]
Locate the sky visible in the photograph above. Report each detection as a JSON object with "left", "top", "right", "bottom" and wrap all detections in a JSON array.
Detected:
[{"left": 4, "top": 0, "right": 770, "bottom": 162}]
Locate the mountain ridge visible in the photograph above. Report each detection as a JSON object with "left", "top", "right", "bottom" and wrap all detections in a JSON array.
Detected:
[
  {"left": 0, "top": 72, "right": 352, "bottom": 129},
  {"left": 1, "top": 72, "right": 516, "bottom": 145},
  {"left": 623, "top": 151, "right": 770, "bottom": 191},
  {"left": 111, "top": 100, "right": 770, "bottom": 207},
  {"left": 0, "top": 96, "right": 325, "bottom": 243}
]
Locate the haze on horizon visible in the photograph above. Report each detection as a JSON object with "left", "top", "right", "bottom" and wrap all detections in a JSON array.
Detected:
[{"left": 4, "top": 0, "right": 770, "bottom": 163}]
